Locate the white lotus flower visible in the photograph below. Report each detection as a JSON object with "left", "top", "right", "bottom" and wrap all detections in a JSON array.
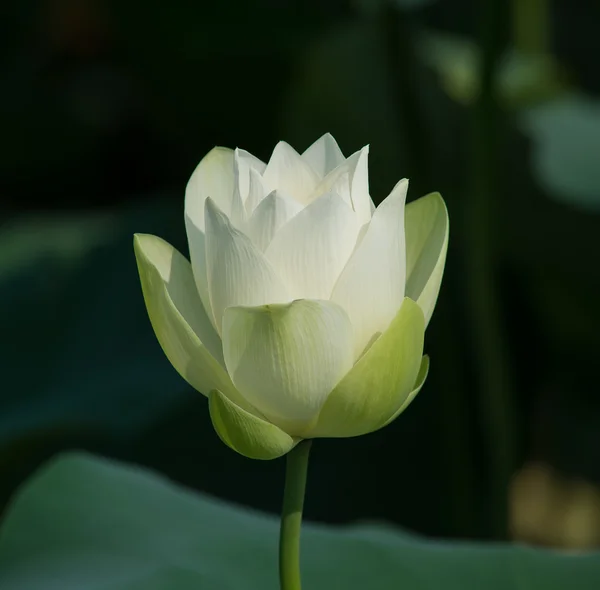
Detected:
[{"left": 134, "top": 134, "right": 448, "bottom": 459}]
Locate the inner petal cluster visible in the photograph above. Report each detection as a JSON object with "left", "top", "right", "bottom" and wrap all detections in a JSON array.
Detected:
[{"left": 186, "top": 137, "right": 375, "bottom": 320}]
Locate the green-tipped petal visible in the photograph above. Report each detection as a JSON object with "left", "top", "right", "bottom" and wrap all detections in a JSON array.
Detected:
[
  {"left": 306, "top": 297, "right": 425, "bottom": 438},
  {"left": 209, "top": 389, "right": 297, "bottom": 460},
  {"left": 405, "top": 192, "right": 449, "bottom": 327},
  {"left": 133, "top": 233, "right": 253, "bottom": 413},
  {"left": 379, "top": 355, "right": 430, "bottom": 429}
]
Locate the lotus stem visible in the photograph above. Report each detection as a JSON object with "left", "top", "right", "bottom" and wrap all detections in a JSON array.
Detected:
[{"left": 279, "top": 440, "right": 312, "bottom": 590}]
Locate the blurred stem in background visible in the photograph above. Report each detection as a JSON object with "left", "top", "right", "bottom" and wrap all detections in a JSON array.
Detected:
[
  {"left": 513, "top": 0, "right": 550, "bottom": 55},
  {"left": 382, "top": 2, "right": 428, "bottom": 196},
  {"left": 430, "top": 295, "right": 479, "bottom": 537},
  {"left": 383, "top": 1, "right": 479, "bottom": 537},
  {"left": 467, "top": 0, "right": 517, "bottom": 538}
]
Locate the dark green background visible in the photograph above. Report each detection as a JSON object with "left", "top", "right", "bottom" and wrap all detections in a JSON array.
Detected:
[{"left": 1, "top": 0, "right": 599, "bottom": 546}]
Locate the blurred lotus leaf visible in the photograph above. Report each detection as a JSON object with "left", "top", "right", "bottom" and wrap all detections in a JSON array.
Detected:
[
  {"left": 520, "top": 93, "right": 600, "bottom": 212},
  {"left": 0, "top": 198, "right": 192, "bottom": 448},
  {"left": 353, "top": 0, "right": 437, "bottom": 17},
  {"left": 0, "top": 214, "right": 118, "bottom": 279},
  {"left": 0, "top": 453, "right": 599, "bottom": 590},
  {"left": 418, "top": 32, "right": 565, "bottom": 108}
]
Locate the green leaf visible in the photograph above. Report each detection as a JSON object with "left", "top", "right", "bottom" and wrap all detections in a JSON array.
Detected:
[
  {"left": 0, "top": 198, "right": 199, "bottom": 448},
  {"left": 520, "top": 93, "right": 600, "bottom": 212},
  {"left": 0, "top": 214, "right": 117, "bottom": 280},
  {"left": 0, "top": 454, "right": 599, "bottom": 590},
  {"left": 418, "top": 32, "right": 565, "bottom": 108},
  {"left": 209, "top": 390, "right": 297, "bottom": 460}
]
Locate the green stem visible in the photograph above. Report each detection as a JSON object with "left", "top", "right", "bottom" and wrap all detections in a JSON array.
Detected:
[{"left": 279, "top": 440, "right": 312, "bottom": 590}]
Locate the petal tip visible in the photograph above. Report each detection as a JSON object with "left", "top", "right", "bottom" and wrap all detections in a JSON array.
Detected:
[
  {"left": 133, "top": 233, "right": 167, "bottom": 259},
  {"left": 403, "top": 296, "right": 426, "bottom": 328},
  {"left": 204, "top": 196, "right": 226, "bottom": 223}
]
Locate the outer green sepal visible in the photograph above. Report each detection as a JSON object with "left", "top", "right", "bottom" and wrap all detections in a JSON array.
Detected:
[
  {"left": 133, "top": 233, "right": 242, "bottom": 403},
  {"left": 209, "top": 390, "right": 297, "bottom": 460},
  {"left": 405, "top": 192, "right": 449, "bottom": 327},
  {"left": 305, "top": 297, "right": 425, "bottom": 438}
]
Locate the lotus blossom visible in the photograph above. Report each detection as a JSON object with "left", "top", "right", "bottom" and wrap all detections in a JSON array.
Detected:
[{"left": 134, "top": 134, "right": 448, "bottom": 459}]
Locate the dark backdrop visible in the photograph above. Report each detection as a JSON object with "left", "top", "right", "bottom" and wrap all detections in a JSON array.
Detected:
[{"left": 1, "top": 0, "right": 599, "bottom": 548}]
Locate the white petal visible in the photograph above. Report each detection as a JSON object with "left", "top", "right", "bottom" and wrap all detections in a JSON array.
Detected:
[
  {"left": 134, "top": 233, "right": 224, "bottom": 365},
  {"left": 305, "top": 298, "right": 424, "bottom": 438},
  {"left": 232, "top": 148, "right": 268, "bottom": 224},
  {"left": 331, "top": 178, "right": 408, "bottom": 358},
  {"left": 134, "top": 234, "right": 259, "bottom": 414},
  {"left": 309, "top": 164, "right": 353, "bottom": 209},
  {"left": 244, "top": 190, "right": 303, "bottom": 251},
  {"left": 262, "top": 141, "right": 320, "bottom": 204},
  {"left": 244, "top": 168, "right": 268, "bottom": 216},
  {"left": 185, "top": 147, "right": 234, "bottom": 232},
  {"left": 184, "top": 147, "right": 237, "bottom": 325},
  {"left": 308, "top": 146, "right": 372, "bottom": 224},
  {"left": 204, "top": 198, "right": 289, "bottom": 332},
  {"left": 301, "top": 133, "right": 345, "bottom": 178},
  {"left": 229, "top": 150, "right": 249, "bottom": 228},
  {"left": 349, "top": 146, "right": 373, "bottom": 225},
  {"left": 265, "top": 193, "right": 361, "bottom": 300},
  {"left": 235, "top": 148, "right": 267, "bottom": 197},
  {"left": 183, "top": 216, "right": 215, "bottom": 331},
  {"left": 222, "top": 299, "right": 354, "bottom": 433}
]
